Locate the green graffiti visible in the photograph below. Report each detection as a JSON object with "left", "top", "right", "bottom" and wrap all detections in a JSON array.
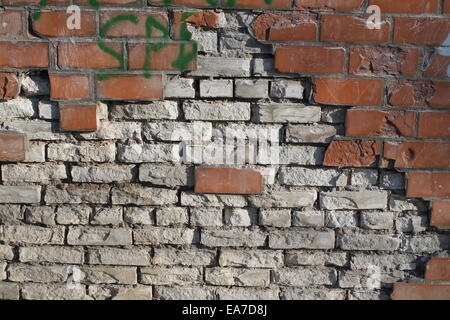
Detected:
[
  {"left": 32, "top": 0, "right": 48, "bottom": 20},
  {"left": 87, "top": 0, "right": 100, "bottom": 9},
  {"left": 30, "top": 0, "right": 276, "bottom": 79},
  {"left": 170, "top": 12, "right": 198, "bottom": 72},
  {"left": 142, "top": 16, "right": 170, "bottom": 78},
  {"left": 97, "top": 15, "right": 139, "bottom": 81},
  {"left": 172, "top": 42, "right": 198, "bottom": 71}
]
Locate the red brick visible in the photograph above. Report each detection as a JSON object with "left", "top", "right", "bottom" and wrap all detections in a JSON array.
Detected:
[
  {"left": 296, "top": 0, "right": 364, "bottom": 10},
  {"left": 445, "top": 0, "right": 450, "bottom": 14},
  {"left": 424, "top": 50, "right": 450, "bottom": 78},
  {"left": 0, "top": 41, "right": 48, "bottom": 68},
  {"left": 224, "top": 0, "right": 292, "bottom": 9},
  {"left": 431, "top": 202, "right": 450, "bottom": 227},
  {"left": 58, "top": 42, "right": 123, "bottom": 69},
  {"left": 0, "top": 132, "right": 26, "bottom": 161},
  {"left": 49, "top": 74, "right": 91, "bottom": 100},
  {"left": 149, "top": 0, "right": 217, "bottom": 7},
  {"left": 32, "top": 10, "right": 96, "bottom": 37},
  {"left": 172, "top": 11, "right": 221, "bottom": 40},
  {"left": 387, "top": 80, "right": 434, "bottom": 107},
  {"left": 392, "top": 283, "right": 450, "bottom": 300},
  {"left": 128, "top": 43, "right": 197, "bottom": 71},
  {"left": 3, "top": 0, "right": 67, "bottom": 3},
  {"left": 151, "top": 0, "right": 291, "bottom": 8},
  {"left": 59, "top": 104, "right": 97, "bottom": 132},
  {"left": 314, "top": 78, "right": 383, "bottom": 106},
  {"left": 75, "top": 0, "right": 139, "bottom": 5},
  {"left": 394, "top": 17, "right": 450, "bottom": 45},
  {"left": 407, "top": 172, "right": 450, "bottom": 198},
  {"left": 100, "top": 11, "right": 168, "bottom": 38},
  {"left": 275, "top": 46, "right": 344, "bottom": 73},
  {"left": 184, "top": 11, "right": 221, "bottom": 28},
  {"left": 429, "top": 81, "right": 450, "bottom": 109},
  {"left": 369, "top": 0, "right": 439, "bottom": 13},
  {"left": 384, "top": 141, "right": 450, "bottom": 169},
  {"left": 323, "top": 140, "right": 381, "bottom": 167},
  {"left": 252, "top": 13, "right": 317, "bottom": 41},
  {"left": 321, "top": 14, "right": 391, "bottom": 44},
  {"left": 418, "top": 112, "right": 450, "bottom": 139},
  {"left": 96, "top": 74, "right": 163, "bottom": 100},
  {"left": 195, "top": 168, "right": 263, "bottom": 194},
  {"left": 0, "top": 10, "right": 23, "bottom": 37},
  {"left": 346, "top": 110, "right": 416, "bottom": 138},
  {"left": 349, "top": 47, "right": 419, "bottom": 76},
  {"left": 425, "top": 258, "right": 450, "bottom": 281},
  {"left": 0, "top": 73, "right": 20, "bottom": 100}
]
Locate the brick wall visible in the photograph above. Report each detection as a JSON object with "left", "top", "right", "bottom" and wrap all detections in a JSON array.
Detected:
[{"left": 0, "top": 0, "right": 449, "bottom": 300}]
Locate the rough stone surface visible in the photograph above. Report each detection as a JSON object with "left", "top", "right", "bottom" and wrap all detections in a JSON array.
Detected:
[
  {"left": 339, "top": 234, "right": 401, "bottom": 251},
  {"left": 269, "top": 230, "right": 335, "bottom": 249},
  {"left": 279, "top": 167, "right": 347, "bottom": 186},
  {"left": 320, "top": 191, "right": 388, "bottom": 210}
]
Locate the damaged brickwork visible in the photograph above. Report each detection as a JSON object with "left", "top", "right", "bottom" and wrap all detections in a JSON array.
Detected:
[{"left": 0, "top": 0, "right": 449, "bottom": 300}]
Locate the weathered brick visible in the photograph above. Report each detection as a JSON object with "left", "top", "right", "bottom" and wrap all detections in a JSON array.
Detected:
[
  {"left": 47, "top": 142, "right": 116, "bottom": 162},
  {"left": 0, "top": 132, "right": 26, "bottom": 161},
  {"left": 407, "top": 172, "right": 450, "bottom": 198},
  {"left": 338, "top": 234, "right": 400, "bottom": 251},
  {"left": 153, "top": 248, "right": 216, "bottom": 266},
  {"left": 425, "top": 258, "right": 450, "bottom": 281},
  {"left": 49, "top": 74, "right": 91, "bottom": 100},
  {"left": 134, "top": 227, "right": 196, "bottom": 245},
  {"left": 276, "top": 46, "right": 345, "bottom": 73},
  {"left": 195, "top": 167, "right": 263, "bottom": 194},
  {"left": 0, "top": 73, "right": 20, "bottom": 99},
  {"left": 255, "top": 104, "right": 320, "bottom": 123},
  {"left": 431, "top": 202, "right": 450, "bottom": 227},
  {"left": 58, "top": 43, "right": 122, "bottom": 69},
  {"left": 96, "top": 75, "right": 163, "bottom": 100},
  {"left": 141, "top": 266, "right": 202, "bottom": 285},
  {"left": 155, "top": 207, "right": 188, "bottom": 226},
  {"left": 45, "top": 184, "right": 110, "bottom": 204},
  {"left": 392, "top": 283, "right": 450, "bottom": 300},
  {"left": 59, "top": 104, "right": 98, "bottom": 132},
  {"left": 0, "top": 186, "right": 41, "bottom": 204},
  {"left": 324, "top": 140, "right": 381, "bottom": 167},
  {"left": 71, "top": 165, "right": 134, "bottom": 183},
  {"left": 190, "top": 208, "right": 223, "bottom": 227},
  {"left": 67, "top": 227, "right": 132, "bottom": 246},
  {"left": 418, "top": 112, "right": 450, "bottom": 139},
  {"left": 88, "top": 248, "right": 150, "bottom": 266},
  {"left": 349, "top": 46, "right": 419, "bottom": 76},
  {"left": 346, "top": 109, "right": 416, "bottom": 138},
  {"left": 206, "top": 268, "right": 270, "bottom": 287},
  {"left": 253, "top": 12, "right": 317, "bottom": 41},
  {"left": 201, "top": 229, "right": 265, "bottom": 247},
  {"left": 369, "top": 0, "right": 439, "bottom": 13},
  {"left": 273, "top": 268, "right": 337, "bottom": 286},
  {"left": 20, "top": 246, "right": 84, "bottom": 264},
  {"left": 314, "top": 78, "right": 383, "bottom": 106},
  {"left": 269, "top": 230, "right": 335, "bottom": 249},
  {"left": 1, "top": 164, "right": 67, "bottom": 182},
  {"left": 321, "top": 14, "right": 390, "bottom": 43},
  {"left": 279, "top": 167, "right": 347, "bottom": 187},
  {"left": 1, "top": 225, "right": 64, "bottom": 244},
  {"left": 32, "top": 10, "right": 96, "bottom": 37},
  {"left": 111, "top": 185, "right": 177, "bottom": 205},
  {"left": 394, "top": 17, "right": 450, "bottom": 45},
  {"left": 0, "top": 41, "right": 48, "bottom": 68}
]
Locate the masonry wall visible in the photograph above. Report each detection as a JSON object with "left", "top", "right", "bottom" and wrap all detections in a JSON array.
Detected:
[{"left": 0, "top": 0, "right": 449, "bottom": 300}]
